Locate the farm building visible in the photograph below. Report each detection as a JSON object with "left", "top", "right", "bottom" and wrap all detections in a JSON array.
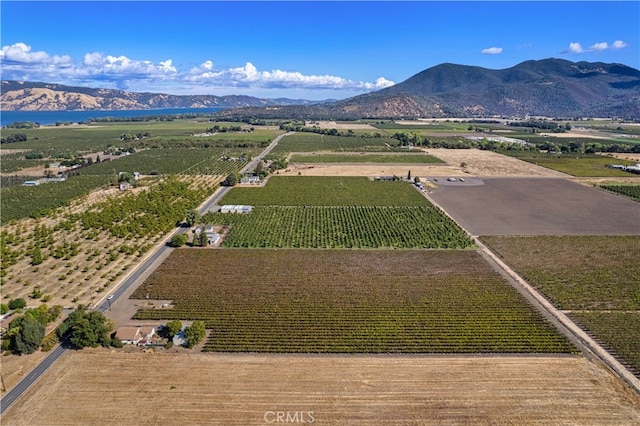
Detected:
[
  {"left": 115, "top": 326, "right": 156, "bottom": 345},
  {"left": 220, "top": 205, "right": 253, "bottom": 214},
  {"left": 194, "top": 225, "right": 221, "bottom": 245},
  {"left": 240, "top": 175, "right": 261, "bottom": 184}
]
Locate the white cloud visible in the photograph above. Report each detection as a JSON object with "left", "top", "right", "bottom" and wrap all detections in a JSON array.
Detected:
[
  {"left": 589, "top": 42, "right": 608, "bottom": 51},
  {"left": 612, "top": 40, "right": 628, "bottom": 49},
  {"left": 187, "top": 60, "right": 395, "bottom": 91},
  {"left": 567, "top": 42, "right": 584, "bottom": 53},
  {"left": 564, "top": 40, "right": 629, "bottom": 54},
  {"left": 0, "top": 42, "right": 72, "bottom": 66},
  {"left": 0, "top": 42, "right": 393, "bottom": 98},
  {"left": 481, "top": 47, "right": 503, "bottom": 55}
]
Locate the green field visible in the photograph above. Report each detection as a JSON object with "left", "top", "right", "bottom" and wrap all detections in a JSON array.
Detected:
[
  {"left": 80, "top": 147, "right": 259, "bottom": 176},
  {"left": 132, "top": 249, "right": 575, "bottom": 354},
  {"left": 289, "top": 153, "right": 444, "bottom": 164},
  {"left": 499, "top": 153, "right": 636, "bottom": 177},
  {"left": 269, "top": 132, "right": 400, "bottom": 155},
  {"left": 0, "top": 174, "right": 113, "bottom": 222},
  {"left": 220, "top": 176, "right": 427, "bottom": 206},
  {"left": 481, "top": 235, "right": 640, "bottom": 373},
  {"left": 203, "top": 206, "right": 473, "bottom": 249}
]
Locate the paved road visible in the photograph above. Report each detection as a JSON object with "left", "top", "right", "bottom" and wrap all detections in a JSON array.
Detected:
[{"left": 0, "top": 131, "right": 294, "bottom": 415}]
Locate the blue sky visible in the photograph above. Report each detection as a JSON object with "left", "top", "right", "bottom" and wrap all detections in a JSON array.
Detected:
[{"left": 1, "top": 1, "right": 638, "bottom": 100}]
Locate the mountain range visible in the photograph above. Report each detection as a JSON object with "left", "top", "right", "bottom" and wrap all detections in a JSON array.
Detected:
[
  {"left": 2, "top": 58, "right": 639, "bottom": 119},
  {"left": 0, "top": 80, "right": 319, "bottom": 112}
]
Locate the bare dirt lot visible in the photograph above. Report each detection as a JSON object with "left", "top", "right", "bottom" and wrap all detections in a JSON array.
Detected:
[
  {"left": 427, "top": 178, "right": 640, "bottom": 236},
  {"left": 279, "top": 163, "right": 465, "bottom": 178},
  {"left": 425, "top": 148, "right": 570, "bottom": 177},
  {"left": 278, "top": 149, "right": 572, "bottom": 178},
  {"left": 3, "top": 350, "right": 640, "bottom": 425}
]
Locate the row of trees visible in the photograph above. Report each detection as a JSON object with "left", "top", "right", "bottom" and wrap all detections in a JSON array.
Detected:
[
  {"left": 164, "top": 319, "right": 206, "bottom": 348},
  {"left": 1, "top": 304, "right": 63, "bottom": 354},
  {"left": 1, "top": 133, "right": 27, "bottom": 144}
]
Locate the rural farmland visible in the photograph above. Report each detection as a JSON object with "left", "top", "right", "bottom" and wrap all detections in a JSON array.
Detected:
[{"left": 2, "top": 117, "right": 639, "bottom": 423}]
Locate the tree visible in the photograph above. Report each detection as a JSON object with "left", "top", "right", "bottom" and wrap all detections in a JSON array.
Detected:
[
  {"left": 12, "top": 314, "right": 45, "bottom": 354},
  {"left": 193, "top": 227, "right": 208, "bottom": 247},
  {"left": 407, "top": 170, "right": 411, "bottom": 181},
  {"left": 460, "top": 162, "right": 467, "bottom": 169},
  {"left": 414, "top": 176, "right": 421, "bottom": 184},
  {"left": 169, "top": 233, "right": 188, "bottom": 247},
  {"left": 59, "top": 307, "right": 114, "bottom": 349},
  {"left": 184, "top": 320, "right": 206, "bottom": 348},
  {"left": 8, "top": 298, "right": 26, "bottom": 310},
  {"left": 166, "top": 319, "right": 183, "bottom": 339},
  {"left": 0, "top": 304, "right": 8, "bottom": 315},
  {"left": 185, "top": 209, "right": 200, "bottom": 227},
  {"left": 222, "top": 172, "right": 240, "bottom": 186}
]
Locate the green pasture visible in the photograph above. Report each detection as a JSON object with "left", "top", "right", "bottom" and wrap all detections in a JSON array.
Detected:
[
  {"left": 269, "top": 133, "right": 397, "bottom": 155},
  {"left": 220, "top": 176, "right": 427, "bottom": 206},
  {"left": 522, "top": 157, "right": 637, "bottom": 176}
]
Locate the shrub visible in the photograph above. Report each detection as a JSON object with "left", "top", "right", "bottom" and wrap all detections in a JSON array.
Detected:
[{"left": 8, "top": 298, "right": 26, "bottom": 310}]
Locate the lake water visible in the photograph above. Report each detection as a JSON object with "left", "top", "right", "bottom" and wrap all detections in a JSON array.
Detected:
[{"left": 0, "top": 108, "right": 225, "bottom": 126}]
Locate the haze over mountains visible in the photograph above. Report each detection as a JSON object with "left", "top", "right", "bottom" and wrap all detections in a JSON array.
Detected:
[{"left": 2, "top": 59, "right": 639, "bottom": 119}]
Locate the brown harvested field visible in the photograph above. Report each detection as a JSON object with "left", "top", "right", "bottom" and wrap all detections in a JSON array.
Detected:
[
  {"left": 278, "top": 163, "right": 465, "bottom": 178},
  {"left": 427, "top": 178, "right": 640, "bottom": 236},
  {"left": 425, "top": 148, "right": 571, "bottom": 177},
  {"left": 3, "top": 350, "right": 640, "bottom": 425}
]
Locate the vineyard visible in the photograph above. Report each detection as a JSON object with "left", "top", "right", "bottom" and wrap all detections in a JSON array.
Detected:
[
  {"left": 269, "top": 133, "right": 400, "bottom": 155},
  {"left": 288, "top": 153, "right": 444, "bottom": 164},
  {"left": 80, "top": 147, "right": 258, "bottom": 176},
  {"left": 1, "top": 175, "right": 113, "bottom": 222},
  {"left": 132, "top": 249, "right": 575, "bottom": 354},
  {"left": 600, "top": 184, "right": 640, "bottom": 201},
  {"left": 480, "top": 235, "right": 640, "bottom": 374},
  {"left": 219, "top": 176, "right": 428, "bottom": 206},
  {"left": 498, "top": 154, "right": 637, "bottom": 177},
  {"left": 203, "top": 206, "right": 473, "bottom": 249}
]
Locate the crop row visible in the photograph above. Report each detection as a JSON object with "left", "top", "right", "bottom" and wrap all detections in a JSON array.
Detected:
[
  {"left": 80, "top": 147, "right": 258, "bottom": 176},
  {"left": 204, "top": 206, "right": 473, "bottom": 249},
  {"left": 220, "top": 176, "right": 429, "bottom": 206},
  {"left": 1, "top": 175, "right": 112, "bottom": 222},
  {"left": 600, "top": 184, "right": 640, "bottom": 201},
  {"left": 132, "top": 249, "right": 575, "bottom": 354},
  {"left": 269, "top": 133, "right": 397, "bottom": 155},
  {"left": 481, "top": 235, "right": 640, "bottom": 377}
]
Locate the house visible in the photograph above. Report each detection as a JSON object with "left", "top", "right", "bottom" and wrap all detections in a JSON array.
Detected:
[
  {"left": 115, "top": 327, "right": 142, "bottom": 345},
  {"left": 115, "top": 326, "right": 156, "bottom": 345}
]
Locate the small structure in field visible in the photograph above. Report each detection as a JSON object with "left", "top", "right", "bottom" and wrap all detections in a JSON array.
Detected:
[
  {"left": 220, "top": 205, "right": 253, "bottom": 214},
  {"left": 240, "top": 175, "right": 260, "bottom": 184}
]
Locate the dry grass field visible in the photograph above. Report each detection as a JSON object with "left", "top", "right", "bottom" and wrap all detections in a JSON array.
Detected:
[
  {"left": 3, "top": 350, "right": 640, "bottom": 425},
  {"left": 278, "top": 148, "right": 570, "bottom": 178}
]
